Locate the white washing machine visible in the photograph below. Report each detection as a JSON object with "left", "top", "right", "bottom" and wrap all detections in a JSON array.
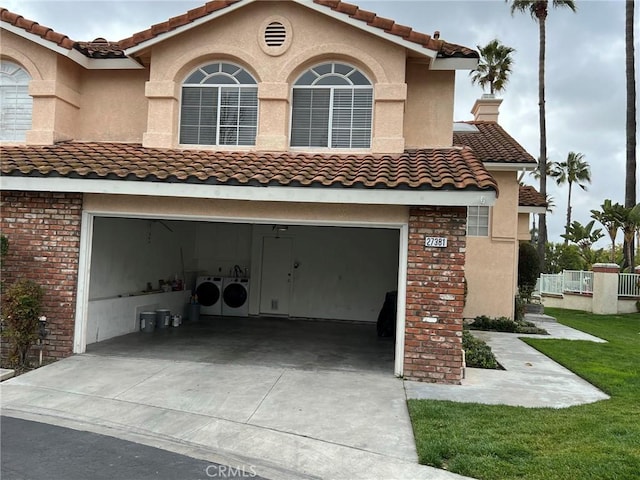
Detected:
[
  {"left": 222, "top": 277, "right": 250, "bottom": 317},
  {"left": 195, "top": 276, "right": 223, "bottom": 315}
]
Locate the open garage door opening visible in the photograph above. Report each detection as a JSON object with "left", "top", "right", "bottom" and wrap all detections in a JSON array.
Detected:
[{"left": 83, "top": 216, "right": 401, "bottom": 373}]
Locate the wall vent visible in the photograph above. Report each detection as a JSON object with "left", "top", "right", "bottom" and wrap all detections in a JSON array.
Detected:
[{"left": 264, "top": 22, "right": 286, "bottom": 47}]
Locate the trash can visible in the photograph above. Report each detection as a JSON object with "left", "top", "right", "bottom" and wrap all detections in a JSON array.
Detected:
[
  {"left": 156, "top": 309, "right": 171, "bottom": 329},
  {"left": 140, "top": 311, "right": 156, "bottom": 333}
]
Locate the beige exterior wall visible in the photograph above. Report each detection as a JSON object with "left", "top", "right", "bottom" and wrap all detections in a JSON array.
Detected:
[
  {"left": 1, "top": 2, "right": 458, "bottom": 151},
  {"left": 83, "top": 193, "right": 410, "bottom": 225},
  {"left": 404, "top": 63, "right": 455, "bottom": 148},
  {"left": 464, "top": 170, "right": 520, "bottom": 319},
  {"left": 517, "top": 212, "right": 532, "bottom": 241},
  {"left": 78, "top": 69, "right": 149, "bottom": 142}
]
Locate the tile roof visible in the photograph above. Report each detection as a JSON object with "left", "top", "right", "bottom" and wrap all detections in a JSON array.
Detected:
[
  {"left": 519, "top": 185, "right": 547, "bottom": 208},
  {"left": 453, "top": 121, "right": 537, "bottom": 165},
  {"left": 0, "top": 142, "right": 497, "bottom": 193},
  {"left": 1, "top": 1, "right": 477, "bottom": 60}
]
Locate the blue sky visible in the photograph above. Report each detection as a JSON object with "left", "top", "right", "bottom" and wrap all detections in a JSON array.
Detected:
[{"left": 5, "top": 0, "right": 638, "bottom": 247}]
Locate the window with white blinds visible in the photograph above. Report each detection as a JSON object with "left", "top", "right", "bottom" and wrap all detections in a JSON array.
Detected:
[
  {"left": 0, "top": 60, "right": 32, "bottom": 142},
  {"left": 467, "top": 206, "right": 490, "bottom": 237},
  {"left": 180, "top": 63, "right": 258, "bottom": 146},
  {"left": 291, "top": 63, "right": 372, "bottom": 149}
]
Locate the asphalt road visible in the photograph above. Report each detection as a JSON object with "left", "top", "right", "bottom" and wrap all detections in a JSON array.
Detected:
[{"left": 1, "top": 416, "right": 265, "bottom": 480}]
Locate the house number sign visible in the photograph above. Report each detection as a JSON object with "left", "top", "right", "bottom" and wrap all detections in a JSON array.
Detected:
[{"left": 424, "top": 236, "right": 447, "bottom": 248}]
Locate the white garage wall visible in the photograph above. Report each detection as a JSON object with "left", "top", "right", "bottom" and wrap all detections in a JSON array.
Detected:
[
  {"left": 89, "top": 217, "right": 197, "bottom": 299},
  {"left": 251, "top": 225, "right": 399, "bottom": 322},
  {"left": 193, "top": 222, "right": 252, "bottom": 281}
]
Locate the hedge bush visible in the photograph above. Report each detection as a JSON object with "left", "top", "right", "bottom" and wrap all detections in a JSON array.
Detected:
[
  {"left": 469, "top": 315, "right": 548, "bottom": 335},
  {"left": 462, "top": 330, "right": 499, "bottom": 369}
]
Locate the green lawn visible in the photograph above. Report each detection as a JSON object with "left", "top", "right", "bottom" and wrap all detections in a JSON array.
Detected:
[{"left": 408, "top": 308, "right": 640, "bottom": 480}]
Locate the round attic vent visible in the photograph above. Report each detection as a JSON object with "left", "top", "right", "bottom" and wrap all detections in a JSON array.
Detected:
[
  {"left": 259, "top": 17, "right": 292, "bottom": 56},
  {"left": 264, "top": 22, "right": 286, "bottom": 47}
]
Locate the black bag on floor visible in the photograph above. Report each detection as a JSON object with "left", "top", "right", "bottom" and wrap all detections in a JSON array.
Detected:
[{"left": 376, "top": 291, "right": 397, "bottom": 337}]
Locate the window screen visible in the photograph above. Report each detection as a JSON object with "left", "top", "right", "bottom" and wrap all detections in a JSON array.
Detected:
[
  {"left": 0, "top": 60, "right": 32, "bottom": 142},
  {"left": 291, "top": 63, "right": 372, "bottom": 149},
  {"left": 180, "top": 63, "right": 257, "bottom": 146}
]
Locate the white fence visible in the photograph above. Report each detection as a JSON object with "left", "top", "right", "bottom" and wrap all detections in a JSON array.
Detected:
[
  {"left": 540, "top": 270, "right": 640, "bottom": 298},
  {"left": 619, "top": 273, "right": 640, "bottom": 297},
  {"left": 539, "top": 270, "right": 593, "bottom": 295}
]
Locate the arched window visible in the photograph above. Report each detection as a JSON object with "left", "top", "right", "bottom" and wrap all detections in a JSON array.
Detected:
[
  {"left": 291, "top": 62, "right": 372, "bottom": 149},
  {"left": 0, "top": 60, "right": 32, "bottom": 142},
  {"left": 180, "top": 62, "right": 258, "bottom": 146}
]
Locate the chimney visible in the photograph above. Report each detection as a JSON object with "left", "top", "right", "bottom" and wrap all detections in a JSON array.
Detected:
[{"left": 471, "top": 93, "right": 503, "bottom": 123}]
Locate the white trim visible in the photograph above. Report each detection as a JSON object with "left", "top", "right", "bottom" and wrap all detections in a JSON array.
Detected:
[
  {"left": 298, "top": 1, "right": 438, "bottom": 61},
  {"left": 394, "top": 223, "right": 408, "bottom": 377},
  {"left": 124, "top": 0, "right": 451, "bottom": 65},
  {"left": 73, "top": 211, "right": 94, "bottom": 354},
  {"left": 519, "top": 206, "right": 547, "bottom": 214},
  {"left": 125, "top": 0, "right": 255, "bottom": 55},
  {"left": 1, "top": 22, "right": 143, "bottom": 70},
  {"left": 430, "top": 57, "right": 478, "bottom": 71},
  {"left": 485, "top": 162, "right": 537, "bottom": 172},
  {"left": 1, "top": 176, "right": 497, "bottom": 207}
]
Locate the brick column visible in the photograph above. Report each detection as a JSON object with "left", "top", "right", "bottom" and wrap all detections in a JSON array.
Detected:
[
  {"left": 1, "top": 191, "right": 83, "bottom": 361},
  {"left": 405, "top": 206, "right": 466, "bottom": 384},
  {"left": 592, "top": 263, "right": 619, "bottom": 315}
]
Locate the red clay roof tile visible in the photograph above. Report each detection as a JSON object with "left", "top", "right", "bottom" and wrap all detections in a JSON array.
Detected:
[
  {"left": 453, "top": 121, "right": 537, "bottom": 165},
  {"left": 519, "top": 185, "right": 547, "bottom": 208},
  {"left": 2, "top": 1, "right": 476, "bottom": 60},
  {"left": 0, "top": 142, "right": 497, "bottom": 193}
]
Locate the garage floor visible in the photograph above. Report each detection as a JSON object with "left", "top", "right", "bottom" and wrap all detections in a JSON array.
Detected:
[{"left": 86, "top": 315, "right": 396, "bottom": 373}]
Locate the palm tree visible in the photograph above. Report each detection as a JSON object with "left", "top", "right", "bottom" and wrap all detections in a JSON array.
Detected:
[
  {"left": 561, "top": 220, "right": 604, "bottom": 269},
  {"left": 508, "top": 0, "right": 577, "bottom": 271},
  {"left": 624, "top": 0, "right": 636, "bottom": 269},
  {"left": 551, "top": 152, "right": 591, "bottom": 243},
  {"left": 470, "top": 39, "right": 516, "bottom": 95},
  {"left": 591, "top": 200, "right": 625, "bottom": 263},
  {"left": 621, "top": 203, "right": 640, "bottom": 272}
]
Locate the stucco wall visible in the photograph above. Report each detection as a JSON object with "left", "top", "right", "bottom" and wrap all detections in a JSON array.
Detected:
[
  {"left": 464, "top": 170, "right": 519, "bottom": 319},
  {"left": 403, "top": 64, "right": 454, "bottom": 148},
  {"left": 83, "top": 194, "right": 410, "bottom": 226},
  {"left": 78, "top": 69, "right": 149, "bottom": 142}
]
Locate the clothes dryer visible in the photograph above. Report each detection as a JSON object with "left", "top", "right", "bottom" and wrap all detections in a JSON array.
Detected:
[
  {"left": 195, "top": 276, "right": 223, "bottom": 315},
  {"left": 222, "top": 277, "right": 249, "bottom": 317}
]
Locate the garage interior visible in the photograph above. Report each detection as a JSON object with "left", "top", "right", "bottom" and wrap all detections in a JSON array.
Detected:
[{"left": 84, "top": 216, "right": 400, "bottom": 371}]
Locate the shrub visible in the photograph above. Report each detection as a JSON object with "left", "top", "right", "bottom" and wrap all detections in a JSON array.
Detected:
[
  {"left": 518, "top": 242, "right": 540, "bottom": 285},
  {"left": 1, "top": 279, "right": 44, "bottom": 368},
  {"left": 469, "top": 315, "right": 548, "bottom": 335},
  {"left": 462, "top": 330, "right": 499, "bottom": 369}
]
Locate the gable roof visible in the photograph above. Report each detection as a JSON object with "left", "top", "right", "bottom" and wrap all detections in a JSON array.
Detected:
[
  {"left": 1, "top": 1, "right": 477, "bottom": 63},
  {"left": 0, "top": 142, "right": 496, "bottom": 193},
  {"left": 453, "top": 121, "right": 537, "bottom": 168}
]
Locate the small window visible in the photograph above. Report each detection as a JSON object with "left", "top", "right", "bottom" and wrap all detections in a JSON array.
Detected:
[
  {"left": 180, "top": 62, "right": 258, "bottom": 146},
  {"left": 0, "top": 60, "right": 32, "bottom": 142},
  {"left": 467, "top": 206, "right": 490, "bottom": 237},
  {"left": 291, "top": 62, "right": 373, "bottom": 149}
]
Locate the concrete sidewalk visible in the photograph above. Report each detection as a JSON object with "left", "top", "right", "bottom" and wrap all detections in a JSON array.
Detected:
[
  {"left": 406, "top": 320, "right": 610, "bottom": 408},
  {"left": 1, "top": 317, "right": 609, "bottom": 479},
  {"left": 1, "top": 355, "right": 471, "bottom": 480}
]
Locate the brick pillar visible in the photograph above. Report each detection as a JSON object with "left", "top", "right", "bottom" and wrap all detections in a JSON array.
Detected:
[
  {"left": 1, "top": 191, "right": 83, "bottom": 361},
  {"left": 405, "top": 206, "right": 466, "bottom": 384},
  {"left": 592, "top": 263, "right": 619, "bottom": 315}
]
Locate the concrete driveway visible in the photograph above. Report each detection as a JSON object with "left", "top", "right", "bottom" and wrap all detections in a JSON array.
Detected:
[{"left": 1, "top": 318, "right": 470, "bottom": 480}]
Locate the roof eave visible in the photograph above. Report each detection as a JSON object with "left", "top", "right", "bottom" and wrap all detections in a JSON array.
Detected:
[
  {"left": 430, "top": 56, "right": 478, "bottom": 71},
  {"left": 1, "top": 175, "right": 497, "bottom": 207},
  {"left": 124, "top": 0, "right": 442, "bottom": 61},
  {"left": 519, "top": 205, "right": 547, "bottom": 214},
  {"left": 485, "top": 162, "right": 537, "bottom": 172},
  {"left": 1, "top": 21, "right": 144, "bottom": 70},
  {"left": 124, "top": 0, "right": 253, "bottom": 56}
]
